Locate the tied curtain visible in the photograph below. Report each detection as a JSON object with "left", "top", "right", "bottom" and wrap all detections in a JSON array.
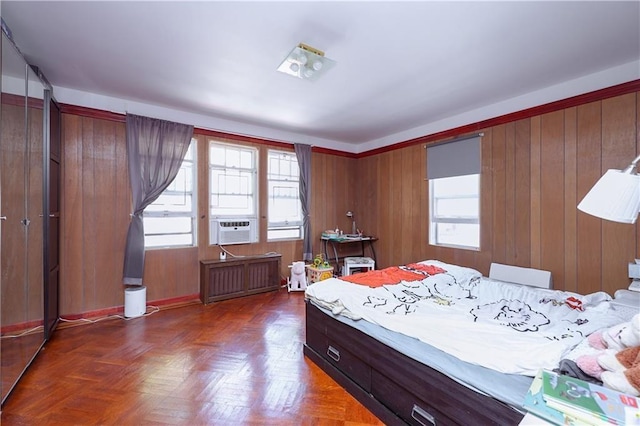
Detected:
[
  {"left": 294, "top": 143, "right": 312, "bottom": 261},
  {"left": 123, "top": 114, "right": 194, "bottom": 285}
]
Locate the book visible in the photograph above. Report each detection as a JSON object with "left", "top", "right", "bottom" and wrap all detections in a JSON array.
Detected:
[
  {"left": 523, "top": 370, "right": 590, "bottom": 425},
  {"left": 540, "top": 370, "right": 640, "bottom": 425}
]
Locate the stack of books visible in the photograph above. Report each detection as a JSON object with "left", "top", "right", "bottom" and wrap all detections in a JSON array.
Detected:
[{"left": 523, "top": 370, "right": 640, "bottom": 425}]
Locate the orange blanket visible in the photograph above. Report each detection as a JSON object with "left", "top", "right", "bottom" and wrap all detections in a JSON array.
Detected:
[{"left": 340, "top": 264, "right": 445, "bottom": 287}]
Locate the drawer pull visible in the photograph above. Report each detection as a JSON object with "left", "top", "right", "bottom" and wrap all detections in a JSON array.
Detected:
[
  {"left": 411, "top": 404, "right": 436, "bottom": 426},
  {"left": 327, "top": 345, "right": 340, "bottom": 362}
]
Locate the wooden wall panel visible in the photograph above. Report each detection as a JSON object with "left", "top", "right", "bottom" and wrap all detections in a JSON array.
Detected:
[
  {"left": 61, "top": 115, "right": 84, "bottom": 316},
  {"left": 60, "top": 115, "right": 131, "bottom": 315},
  {"left": 563, "top": 107, "right": 578, "bottom": 293},
  {"left": 504, "top": 122, "right": 516, "bottom": 266},
  {"left": 576, "top": 102, "right": 603, "bottom": 295},
  {"left": 601, "top": 94, "right": 636, "bottom": 296},
  {"left": 540, "top": 111, "right": 565, "bottom": 289},
  {"left": 529, "top": 116, "right": 542, "bottom": 269},
  {"left": 491, "top": 125, "right": 507, "bottom": 265},
  {"left": 514, "top": 119, "right": 531, "bottom": 267}
]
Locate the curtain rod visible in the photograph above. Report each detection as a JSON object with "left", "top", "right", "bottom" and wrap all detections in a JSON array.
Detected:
[{"left": 423, "top": 132, "right": 484, "bottom": 149}]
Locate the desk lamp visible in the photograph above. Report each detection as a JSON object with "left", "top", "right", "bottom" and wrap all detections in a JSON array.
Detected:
[
  {"left": 577, "top": 154, "right": 640, "bottom": 224},
  {"left": 346, "top": 211, "right": 356, "bottom": 235}
]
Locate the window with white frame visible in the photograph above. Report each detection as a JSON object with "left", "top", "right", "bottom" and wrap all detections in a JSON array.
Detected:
[
  {"left": 143, "top": 138, "right": 197, "bottom": 248},
  {"left": 267, "top": 150, "right": 302, "bottom": 240},
  {"left": 209, "top": 141, "right": 257, "bottom": 218},
  {"left": 427, "top": 135, "right": 481, "bottom": 250},
  {"left": 429, "top": 174, "right": 480, "bottom": 249}
]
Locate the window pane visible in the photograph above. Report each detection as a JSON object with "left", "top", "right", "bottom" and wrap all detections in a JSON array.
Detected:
[
  {"left": 268, "top": 182, "right": 301, "bottom": 223},
  {"left": 144, "top": 216, "right": 192, "bottom": 234},
  {"left": 268, "top": 227, "right": 302, "bottom": 240},
  {"left": 434, "top": 197, "right": 479, "bottom": 217},
  {"left": 210, "top": 146, "right": 225, "bottom": 166},
  {"left": 145, "top": 233, "right": 193, "bottom": 248},
  {"left": 145, "top": 194, "right": 192, "bottom": 213},
  {"left": 434, "top": 223, "right": 480, "bottom": 248},
  {"left": 432, "top": 174, "right": 479, "bottom": 196}
]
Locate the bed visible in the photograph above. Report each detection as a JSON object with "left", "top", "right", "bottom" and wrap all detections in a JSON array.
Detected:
[{"left": 303, "top": 260, "right": 628, "bottom": 425}]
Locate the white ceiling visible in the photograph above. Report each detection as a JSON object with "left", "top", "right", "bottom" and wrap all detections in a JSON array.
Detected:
[{"left": 2, "top": 1, "right": 639, "bottom": 153}]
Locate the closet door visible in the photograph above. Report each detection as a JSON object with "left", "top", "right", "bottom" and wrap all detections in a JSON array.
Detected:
[{"left": 0, "top": 32, "right": 45, "bottom": 405}]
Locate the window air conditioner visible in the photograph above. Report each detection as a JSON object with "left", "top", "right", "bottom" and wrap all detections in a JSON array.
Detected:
[{"left": 210, "top": 218, "right": 258, "bottom": 245}]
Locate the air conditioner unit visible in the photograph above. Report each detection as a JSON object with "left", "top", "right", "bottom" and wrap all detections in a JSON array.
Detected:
[{"left": 210, "top": 218, "right": 258, "bottom": 245}]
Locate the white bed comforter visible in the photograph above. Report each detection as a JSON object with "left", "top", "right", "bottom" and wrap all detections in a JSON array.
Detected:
[{"left": 305, "top": 260, "right": 621, "bottom": 376}]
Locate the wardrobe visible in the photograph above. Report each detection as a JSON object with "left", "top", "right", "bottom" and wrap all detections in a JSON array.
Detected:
[{"left": 1, "top": 26, "right": 60, "bottom": 404}]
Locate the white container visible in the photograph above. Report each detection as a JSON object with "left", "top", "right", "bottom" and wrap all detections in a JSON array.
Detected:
[{"left": 124, "top": 286, "right": 146, "bottom": 318}]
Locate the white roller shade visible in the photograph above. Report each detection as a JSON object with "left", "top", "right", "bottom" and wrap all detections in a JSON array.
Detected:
[{"left": 427, "top": 135, "right": 481, "bottom": 180}]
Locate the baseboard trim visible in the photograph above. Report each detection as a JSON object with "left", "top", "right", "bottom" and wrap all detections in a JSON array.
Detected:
[{"left": 57, "top": 293, "right": 201, "bottom": 328}]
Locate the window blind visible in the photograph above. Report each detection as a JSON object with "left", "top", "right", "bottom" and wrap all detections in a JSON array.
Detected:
[{"left": 426, "top": 135, "right": 481, "bottom": 180}]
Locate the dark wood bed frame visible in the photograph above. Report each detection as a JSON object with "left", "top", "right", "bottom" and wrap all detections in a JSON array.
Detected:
[{"left": 303, "top": 301, "right": 525, "bottom": 425}]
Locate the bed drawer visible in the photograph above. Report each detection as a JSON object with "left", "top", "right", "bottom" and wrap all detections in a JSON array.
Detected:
[
  {"left": 372, "top": 370, "right": 453, "bottom": 426},
  {"left": 307, "top": 326, "right": 371, "bottom": 392},
  {"left": 325, "top": 338, "right": 371, "bottom": 391}
]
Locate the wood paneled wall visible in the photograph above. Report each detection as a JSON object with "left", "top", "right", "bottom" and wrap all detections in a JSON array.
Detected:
[
  {"left": 59, "top": 89, "right": 638, "bottom": 316},
  {"left": 355, "top": 92, "right": 639, "bottom": 296},
  {"left": 59, "top": 121, "right": 356, "bottom": 316}
]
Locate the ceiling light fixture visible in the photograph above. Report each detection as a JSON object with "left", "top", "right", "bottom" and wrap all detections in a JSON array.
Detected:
[{"left": 277, "top": 43, "right": 336, "bottom": 81}]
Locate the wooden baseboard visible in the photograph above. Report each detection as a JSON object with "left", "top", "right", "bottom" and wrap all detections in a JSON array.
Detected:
[{"left": 57, "top": 293, "right": 201, "bottom": 328}]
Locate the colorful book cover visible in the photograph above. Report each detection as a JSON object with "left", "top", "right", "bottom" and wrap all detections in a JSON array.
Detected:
[
  {"left": 541, "top": 370, "right": 640, "bottom": 425},
  {"left": 523, "top": 371, "right": 590, "bottom": 425}
]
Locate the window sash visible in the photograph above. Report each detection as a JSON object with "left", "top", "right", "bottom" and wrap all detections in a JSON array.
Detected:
[
  {"left": 429, "top": 174, "right": 480, "bottom": 250},
  {"left": 143, "top": 139, "right": 197, "bottom": 249},
  {"left": 267, "top": 150, "right": 302, "bottom": 239},
  {"left": 209, "top": 141, "right": 258, "bottom": 217}
]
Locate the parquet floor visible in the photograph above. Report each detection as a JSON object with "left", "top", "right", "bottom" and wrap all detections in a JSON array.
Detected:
[{"left": 1, "top": 289, "right": 384, "bottom": 425}]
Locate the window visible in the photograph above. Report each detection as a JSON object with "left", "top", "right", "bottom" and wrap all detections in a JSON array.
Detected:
[
  {"left": 429, "top": 174, "right": 480, "bottom": 249},
  {"left": 267, "top": 150, "right": 302, "bottom": 240},
  {"left": 427, "top": 135, "right": 481, "bottom": 250},
  {"left": 143, "top": 139, "right": 197, "bottom": 248},
  {"left": 209, "top": 141, "right": 257, "bottom": 217}
]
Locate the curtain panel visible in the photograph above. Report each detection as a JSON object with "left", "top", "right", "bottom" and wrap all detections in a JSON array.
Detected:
[
  {"left": 123, "top": 114, "right": 194, "bottom": 285},
  {"left": 294, "top": 143, "right": 312, "bottom": 261}
]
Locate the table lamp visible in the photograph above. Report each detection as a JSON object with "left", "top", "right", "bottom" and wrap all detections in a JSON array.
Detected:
[{"left": 346, "top": 211, "right": 356, "bottom": 235}]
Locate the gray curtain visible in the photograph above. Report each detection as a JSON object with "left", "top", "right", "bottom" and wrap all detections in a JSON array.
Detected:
[
  {"left": 123, "top": 114, "right": 194, "bottom": 285},
  {"left": 294, "top": 143, "right": 312, "bottom": 261}
]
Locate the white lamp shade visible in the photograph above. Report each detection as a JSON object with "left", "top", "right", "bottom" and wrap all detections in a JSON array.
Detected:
[{"left": 577, "top": 169, "right": 640, "bottom": 224}]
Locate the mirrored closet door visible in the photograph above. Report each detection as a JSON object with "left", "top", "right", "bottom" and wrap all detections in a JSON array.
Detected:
[{"left": 0, "top": 29, "right": 54, "bottom": 405}]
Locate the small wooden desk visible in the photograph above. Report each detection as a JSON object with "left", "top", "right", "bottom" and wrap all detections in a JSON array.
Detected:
[{"left": 321, "top": 236, "right": 377, "bottom": 268}]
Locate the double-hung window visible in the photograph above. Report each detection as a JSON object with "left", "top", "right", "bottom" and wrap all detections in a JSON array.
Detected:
[
  {"left": 427, "top": 136, "right": 481, "bottom": 250},
  {"left": 143, "top": 138, "right": 197, "bottom": 248},
  {"left": 209, "top": 141, "right": 257, "bottom": 218},
  {"left": 267, "top": 150, "right": 302, "bottom": 240}
]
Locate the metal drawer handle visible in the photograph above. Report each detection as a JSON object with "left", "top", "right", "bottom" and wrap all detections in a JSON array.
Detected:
[
  {"left": 411, "top": 404, "right": 436, "bottom": 426},
  {"left": 327, "top": 345, "right": 340, "bottom": 362}
]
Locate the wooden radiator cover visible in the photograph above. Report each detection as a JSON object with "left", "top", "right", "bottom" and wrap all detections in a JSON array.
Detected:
[{"left": 200, "top": 254, "right": 282, "bottom": 304}]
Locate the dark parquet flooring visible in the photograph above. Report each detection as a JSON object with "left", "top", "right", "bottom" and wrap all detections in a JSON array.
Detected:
[{"left": 1, "top": 289, "right": 383, "bottom": 425}]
